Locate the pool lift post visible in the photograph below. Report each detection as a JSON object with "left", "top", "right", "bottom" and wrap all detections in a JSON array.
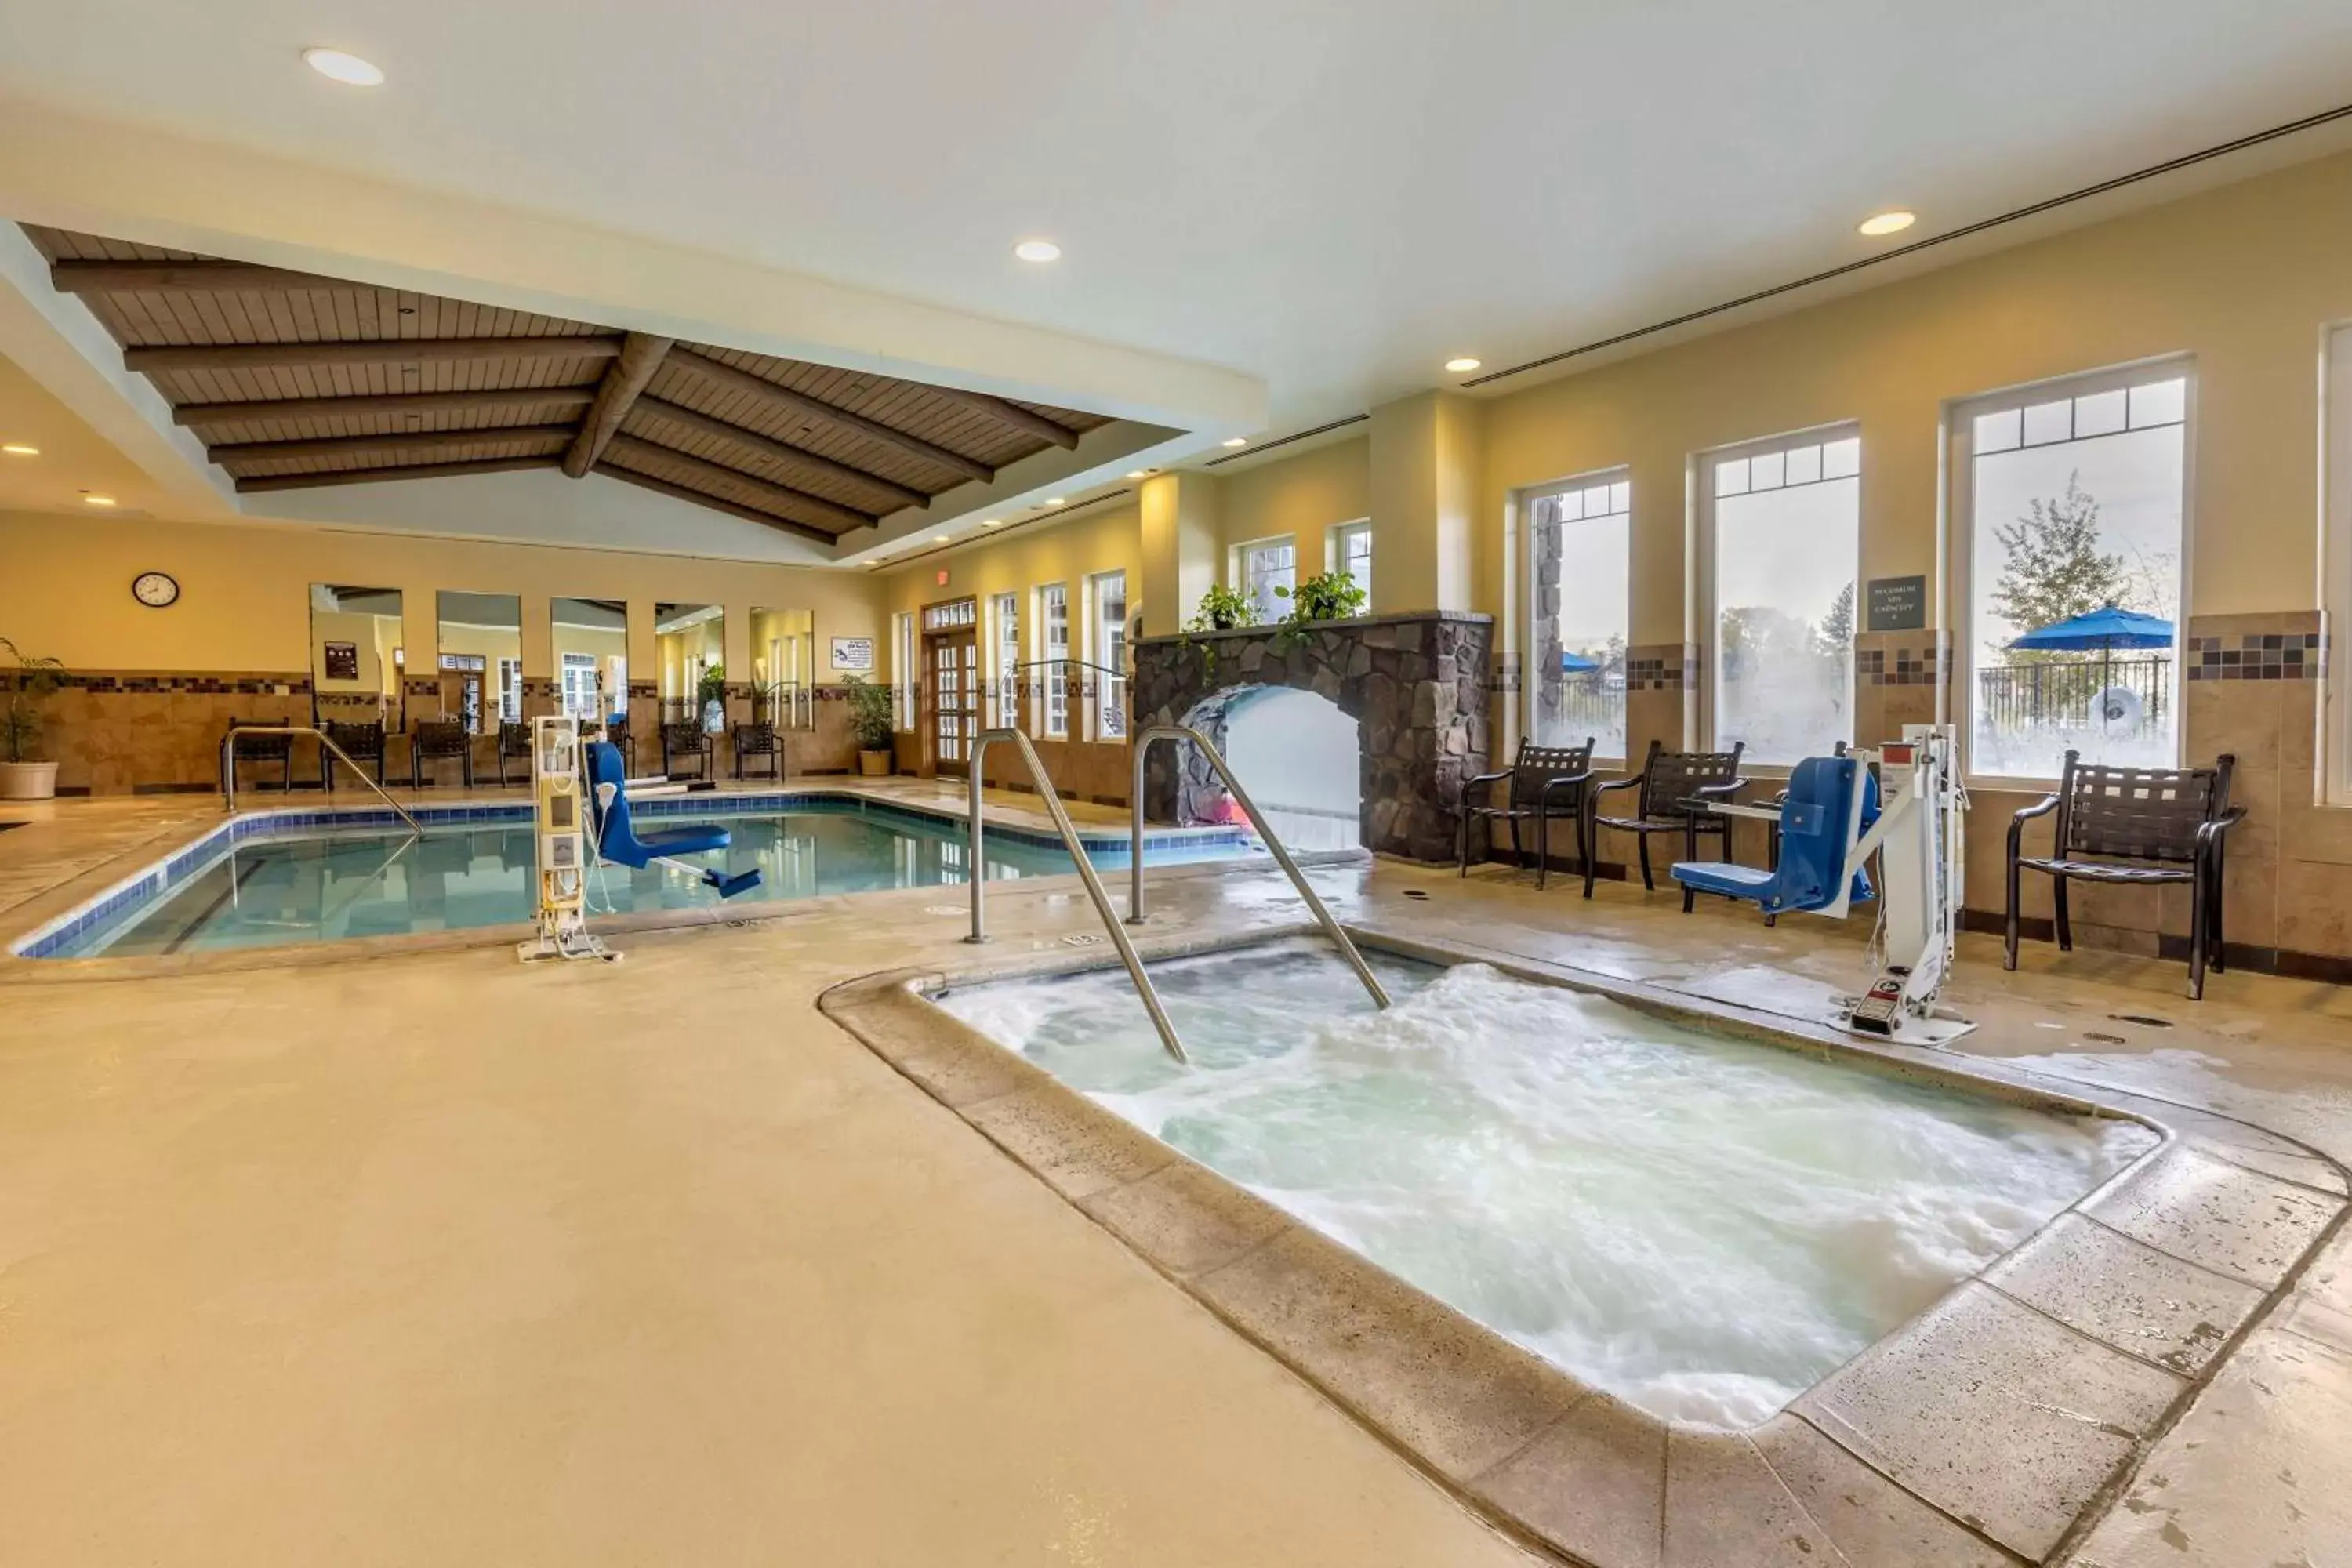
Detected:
[
  {"left": 1679, "top": 724, "right": 1973, "bottom": 1045},
  {"left": 518, "top": 716, "right": 762, "bottom": 964}
]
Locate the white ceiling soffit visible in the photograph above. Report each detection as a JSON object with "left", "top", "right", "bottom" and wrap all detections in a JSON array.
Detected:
[{"left": 7, "top": 0, "right": 2352, "bottom": 441}]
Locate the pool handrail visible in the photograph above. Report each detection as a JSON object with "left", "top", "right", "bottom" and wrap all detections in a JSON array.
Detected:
[
  {"left": 965, "top": 726, "right": 1189, "bottom": 1065},
  {"left": 1128, "top": 724, "right": 1390, "bottom": 1012},
  {"left": 221, "top": 724, "right": 423, "bottom": 836}
]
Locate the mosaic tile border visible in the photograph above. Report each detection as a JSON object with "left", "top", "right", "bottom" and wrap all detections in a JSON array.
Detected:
[
  {"left": 9, "top": 794, "right": 1256, "bottom": 960},
  {"left": 2185, "top": 632, "right": 2326, "bottom": 681},
  {"left": 1855, "top": 646, "right": 1949, "bottom": 686},
  {"left": 1624, "top": 642, "right": 1697, "bottom": 692},
  {"left": 37, "top": 670, "right": 312, "bottom": 696}
]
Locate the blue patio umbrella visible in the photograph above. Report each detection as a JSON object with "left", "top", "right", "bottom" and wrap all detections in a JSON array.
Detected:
[
  {"left": 1559, "top": 650, "right": 1602, "bottom": 673},
  {"left": 2008, "top": 604, "right": 2175, "bottom": 728}
]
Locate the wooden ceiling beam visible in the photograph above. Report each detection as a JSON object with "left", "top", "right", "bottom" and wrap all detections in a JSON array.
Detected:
[
  {"left": 206, "top": 424, "right": 577, "bottom": 466},
  {"left": 53, "top": 259, "right": 356, "bottom": 295},
  {"left": 561, "top": 332, "right": 673, "bottom": 478},
  {"left": 592, "top": 463, "right": 838, "bottom": 546},
  {"left": 665, "top": 348, "right": 995, "bottom": 485},
  {"left": 924, "top": 386, "right": 1080, "bottom": 449},
  {"left": 234, "top": 456, "right": 563, "bottom": 494},
  {"left": 603, "top": 435, "right": 877, "bottom": 534},
  {"left": 630, "top": 395, "right": 928, "bottom": 512},
  {"left": 172, "top": 386, "right": 598, "bottom": 426},
  {"left": 125, "top": 336, "right": 624, "bottom": 373}
]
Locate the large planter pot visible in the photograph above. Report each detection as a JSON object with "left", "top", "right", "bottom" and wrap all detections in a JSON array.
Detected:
[
  {"left": 858, "top": 749, "right": 892, "bottom": 778},
  {"left": 0, "top": 760, "right": 59, "bottom": 800}
]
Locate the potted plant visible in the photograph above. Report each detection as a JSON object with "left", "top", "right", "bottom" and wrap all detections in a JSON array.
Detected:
[
  {"left": 2, "top": 637, "right": 67, "bottom": 800},
  {"left": 1275, "top": 569, "right": 1368, "bottom": 648},
  {"left": 696, "top": 661, "right": 728, "bottom": 734},
  {"left": 844, "top": 674, "right": 896, "bottom": 777}
]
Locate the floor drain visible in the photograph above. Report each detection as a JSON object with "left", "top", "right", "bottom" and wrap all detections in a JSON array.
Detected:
[
  {"left": 1062, "top": 932, "right": 1103, "bottom": 947},
  {"left": 924, "top": 904, "right": 964, "bottom": 917},
  {"left": 2084, "top": 1031, "right": 2128, "bottom": 1045},
  {"left": 2109, "top": 1013, "right": 2174, "bottom": 1029},
  {"left": 1401, "top": 889, "right": 1431, "bottom": 901}
]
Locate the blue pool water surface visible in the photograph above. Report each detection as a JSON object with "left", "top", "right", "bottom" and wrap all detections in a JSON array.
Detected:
[{"left": 38, "top": 799, "right": 1248, "bottom": 957}]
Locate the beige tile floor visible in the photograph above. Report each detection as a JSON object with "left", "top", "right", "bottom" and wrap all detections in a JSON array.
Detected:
[{"left": 1, "top": 790, "right": 2348, "bottom": 1566}]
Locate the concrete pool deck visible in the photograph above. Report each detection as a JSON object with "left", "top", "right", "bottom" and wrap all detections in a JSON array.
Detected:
[{"left": 1, "top": 792, "right": 2349, "bottom": 1566}]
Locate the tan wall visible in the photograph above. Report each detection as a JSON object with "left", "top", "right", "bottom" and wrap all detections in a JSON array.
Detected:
[
  {"left": 1219, "top": 434, "right": 1370, "bottom": 569},
  {"left": 0, "top": 510, "right": 887, "bottom": 792}
]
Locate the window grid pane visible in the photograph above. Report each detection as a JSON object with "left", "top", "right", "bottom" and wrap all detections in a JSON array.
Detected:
[
  {"left": 1708, "top": 434, "right": 1859, "bottom": 763},
  {"left": 1530, "top": 473, "right": 1631, "bottom": 757}
]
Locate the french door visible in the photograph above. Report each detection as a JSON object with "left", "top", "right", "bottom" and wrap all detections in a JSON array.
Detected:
[{"left": 928, "top": 630, "right": 978, "bottom": 775}]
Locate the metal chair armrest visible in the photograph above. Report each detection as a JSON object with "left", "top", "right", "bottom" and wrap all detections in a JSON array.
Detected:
[
  {"left": 1590, "top": 775, "right": 1642, "bottom": 802},
  {"left": 1537, "top": 771, "right": 1595, "bottom": 809},
  {"left": 2195, "top": 806, "right": 2248, "bottom": 852},
  {"left": 2008, "top": 793, "right": 2061, "bottom": 858},
  {"left": 1694, "top": 776, "right": 1748, "bottom": 800},
  {"left": 1465, "top": 768, "right": 1515, "bottom": 790}
]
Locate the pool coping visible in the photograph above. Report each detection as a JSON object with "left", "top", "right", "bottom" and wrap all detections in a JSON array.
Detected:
[
  {"left": 0, "top": 786, "right": 1258, "bottom": 977},
  {"left": 818, "top": 924, "right": 2352, "bottom": 1568}
]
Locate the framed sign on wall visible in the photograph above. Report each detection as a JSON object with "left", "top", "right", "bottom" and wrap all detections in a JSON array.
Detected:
[
  {"left": 322, "top": 641, "right": 360, "bottom": 681},
  {"left": 830, "top": 636, "right": 875, "bottom": 672}
]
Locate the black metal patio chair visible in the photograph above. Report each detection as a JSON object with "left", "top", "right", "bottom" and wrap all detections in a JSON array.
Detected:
[
  {"left": 1458, "top": 737, "right": 1596, "bottom": 890},
  {"left": 2006, "top": 749, "right": 2243, "bottom": 1000},
  {"left": 1583, "top": 739, "right": 1748, "bottom": 900},
  {"left": 223, "top": 718, "right": 294, "bottom": 793},
  {"left": 604, "top": 718, "right": 637, "bottom": 775},
  {"left": 661, "top": 721, "right": 713, "bottom": 781},
  {"left": 731, "top": 720, "right": 783, "bottom": 782},
  {"left": 318, "top": 720, "right": 388, "bottom": 791},
  {"left": 495, "top": 720, "right": 532, "bottom": 787},
  {"left": 409, "top": 720, "right": 474, "bottom": 789}
]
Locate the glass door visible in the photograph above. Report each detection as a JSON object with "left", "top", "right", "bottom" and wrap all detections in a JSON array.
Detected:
[{"left": 928, "top": 630, "right": 978, "bottom": 775}]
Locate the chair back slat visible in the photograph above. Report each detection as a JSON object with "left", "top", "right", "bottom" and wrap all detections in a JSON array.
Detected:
[
  {"left": 662, "top": 722, "right": 707, "bottom": 753},
  {"left": 496, "top": 720, "right": 531, "bottom": 757},
  {"left": 2059, "top": 752, "right": 2233, "bottom": 864},
  {"left": 412, "top": 720, "right": 470, "bottom": 759},
  {"left": 1640, "top": 742, "right": 1744, "bottom": 819},
  {"left": 321, "top": 720, "right": 386, "bottom": 760},
  {"left": 1510, "top": 739, "right": 1595, "bottom": 808}
]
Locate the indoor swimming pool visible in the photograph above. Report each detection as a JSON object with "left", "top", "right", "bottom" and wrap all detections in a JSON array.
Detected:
[
  {"left": 936, "top": 939, "right": 2159, "bottom": 1428},
  {"left": 23, "top": 797, "right": 1251, "bottom": 958}
]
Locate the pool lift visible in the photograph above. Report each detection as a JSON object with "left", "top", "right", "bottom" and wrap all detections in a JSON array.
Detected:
[
  {"left": 1671, "top": 724, "right": 1973, "bottom": 1044},
  {"left": 518, "top": 715, "right": 762, "bottom": 964}
]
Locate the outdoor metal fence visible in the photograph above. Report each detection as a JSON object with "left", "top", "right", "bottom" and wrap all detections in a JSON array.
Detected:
[{"left": 1976, "top": 655, "right": 2172, "bottom": 734}]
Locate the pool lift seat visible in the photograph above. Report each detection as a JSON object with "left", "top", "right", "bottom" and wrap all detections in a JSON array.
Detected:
[
  {"left": 1670, "top": 755, "right": 1878, "bottom": 919},
  {"left": 582, "top": 740, "right": 762, "bottom": 898}
]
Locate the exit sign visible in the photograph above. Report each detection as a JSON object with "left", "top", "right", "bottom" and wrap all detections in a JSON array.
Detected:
[{"left": 936, "top": 568, "right": 950, "bottom": 587}]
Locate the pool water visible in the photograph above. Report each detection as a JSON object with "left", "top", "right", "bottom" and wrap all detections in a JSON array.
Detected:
[
  {"left": 938, "top": 941, "right": 2157, "bottom": 1428},
  {"left": 53, "top": 802, "right": 1240, "bottom": 957}
]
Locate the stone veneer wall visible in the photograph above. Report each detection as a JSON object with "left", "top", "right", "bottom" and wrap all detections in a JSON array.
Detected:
[{"left": 1129, "top": 612, "right": 1493, "bottom": 862}]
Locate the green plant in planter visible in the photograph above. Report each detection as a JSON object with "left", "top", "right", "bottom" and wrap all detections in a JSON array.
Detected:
[
  {"left": 844, "top": 674, "right": 896, "bottom": 753},
  {"left": 2, "top": 636, "right": 67, "bottom": 764},
  {"left": 1179, "top": 583, "right": 1263, "bottom": 680},
  {"left": 1274, "top": 569, "right": 1367, "bottom": 648}
]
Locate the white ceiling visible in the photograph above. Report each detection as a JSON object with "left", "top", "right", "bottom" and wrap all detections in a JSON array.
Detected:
[{"left": 5, "top": 0, "right": 2352, "bottom": 441}]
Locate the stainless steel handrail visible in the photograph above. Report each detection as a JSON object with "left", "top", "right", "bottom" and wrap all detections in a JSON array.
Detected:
[
  {"left": 966, "top": 726, "right": 1189, "bottom": 1065},
  {"left": 221, "top": 725, "right": 423, "bottom": 835},
  {"left": 1129, "top": 724, "right": 1390, "bottom": 1011}
]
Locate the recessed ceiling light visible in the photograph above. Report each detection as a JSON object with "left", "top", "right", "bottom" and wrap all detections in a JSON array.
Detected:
[
  {"left": 1858, "top": 209, "right": 1915, "bottom": 237},
  {"left": 1044, "top": 497, "right": 1065, "bottom": 506},
  {"left": 1014, "top": 239, "right": 1062, "bottom": 263},
  {"left": 302, "top": 47, "right": 385, "bottom": 86},
  {"left": 931, "top": 534, "right": 951, "bottom": 544},
  {"left": 1124, "top": 470, "right": 1149, "bottom": 480},
  {"left": 1445, "top": 357, "right": 1482, "bottom": 373},
  {"left": 83, "top": 494, "right": 117, "bottom": 506},
  {"left": 1221, "top": 437, "right": 1247, "bottom": 448},
  {"left": 1, "top": 443, "right": 38, "bottom": 456},
  {"left": 980, "top": 518, "right": 1003, "bottom": 528}
]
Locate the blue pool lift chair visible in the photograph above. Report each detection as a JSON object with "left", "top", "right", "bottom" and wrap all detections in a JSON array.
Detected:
[
  {"left": 582, "top": 740, "right": 761, "bottom": 898},
  {"left": 1671, "top": 754, "right": 1877, "bottom": 920}
]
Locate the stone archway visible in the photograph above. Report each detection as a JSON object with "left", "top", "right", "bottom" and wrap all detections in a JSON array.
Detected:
[{"left": 1128, "top": 612, "right": 1493, "bottom": 862}]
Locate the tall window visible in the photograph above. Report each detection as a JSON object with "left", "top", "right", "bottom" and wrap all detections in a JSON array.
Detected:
[
  {"left": 1702, "top": 429, "right": 1860, "bottom": 764},
  {"left": 992, "top": 591, "right": 1020, "bottom": 728},
  {"left": 497, "top": 656, "right": 523, "bottom": 724},
  {"left": 1091, "top": 570, "right": 1128, "bottom": 740},
  {"left": 1037, "top": 583, "right": 1070, "bottom": 739},
  {"left": 1958, "top": 365, "right": 2188, "bottom": 779},
  {"left": 1526, "top": 473, "right": 1630, "bottom": 757},
  {"left": 561, "top": 652, "right": 600, "bottom": 720},
  {"left": 1240, "top": 537, "right": 1297, "bottom": 621},
  {"left": 892, "top": 612, "right": 916, "bottom": 731},
  {"left": 1332, "top": 521, "right": 1373, "bottom": 600}
]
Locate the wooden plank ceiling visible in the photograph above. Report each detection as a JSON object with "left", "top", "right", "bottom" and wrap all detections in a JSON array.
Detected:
[{"left": 26, "top": 226, "right": 1112, "bottom": 545}]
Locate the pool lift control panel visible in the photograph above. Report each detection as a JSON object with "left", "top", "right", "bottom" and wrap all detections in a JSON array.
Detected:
[{"left": 520, "top": 715, "right": 615, "bottom": 964}]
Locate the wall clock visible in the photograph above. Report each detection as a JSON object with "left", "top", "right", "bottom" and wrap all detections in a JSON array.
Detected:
[{"left": 132, "top": 571, "right": 180, "bottom": 608}]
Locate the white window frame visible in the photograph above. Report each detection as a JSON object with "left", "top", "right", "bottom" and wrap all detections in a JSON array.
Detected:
[
  {"left": 990, "top": 590, "right": 1021, "bottom": 728},
  {"left": 1089, "top": 569, "right": 1128, "bottom": 742},
  {"left": 560, "top": 652, "right": 600, "bottom": 720},
  {"left": 1522, "top": 468, "right": 1632, "bottom": 763},
  {"left": 2320, "top": 326, "right": 2352, "bottom": 805},
  {"left": 891, "top": 611, "right": 916, "bottom": 732},
  {"left": 1036, "top": 583, "right": 1070, "bottom": 740},
  {"left": 1328, "top": 520, "right": 1373, "bottom": 598},
  {"left": 1695, "top": 422, "right": 1863, "bottom": 770},
  {"left": 1949, "top": 357, "right": 2195, "bottom": 789},
  {"left": 496, "top": 655, "right": 524, "bottom": 724},
  {"left": 1235, "top": 535, "right": 1298, "bottom": 622}
]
